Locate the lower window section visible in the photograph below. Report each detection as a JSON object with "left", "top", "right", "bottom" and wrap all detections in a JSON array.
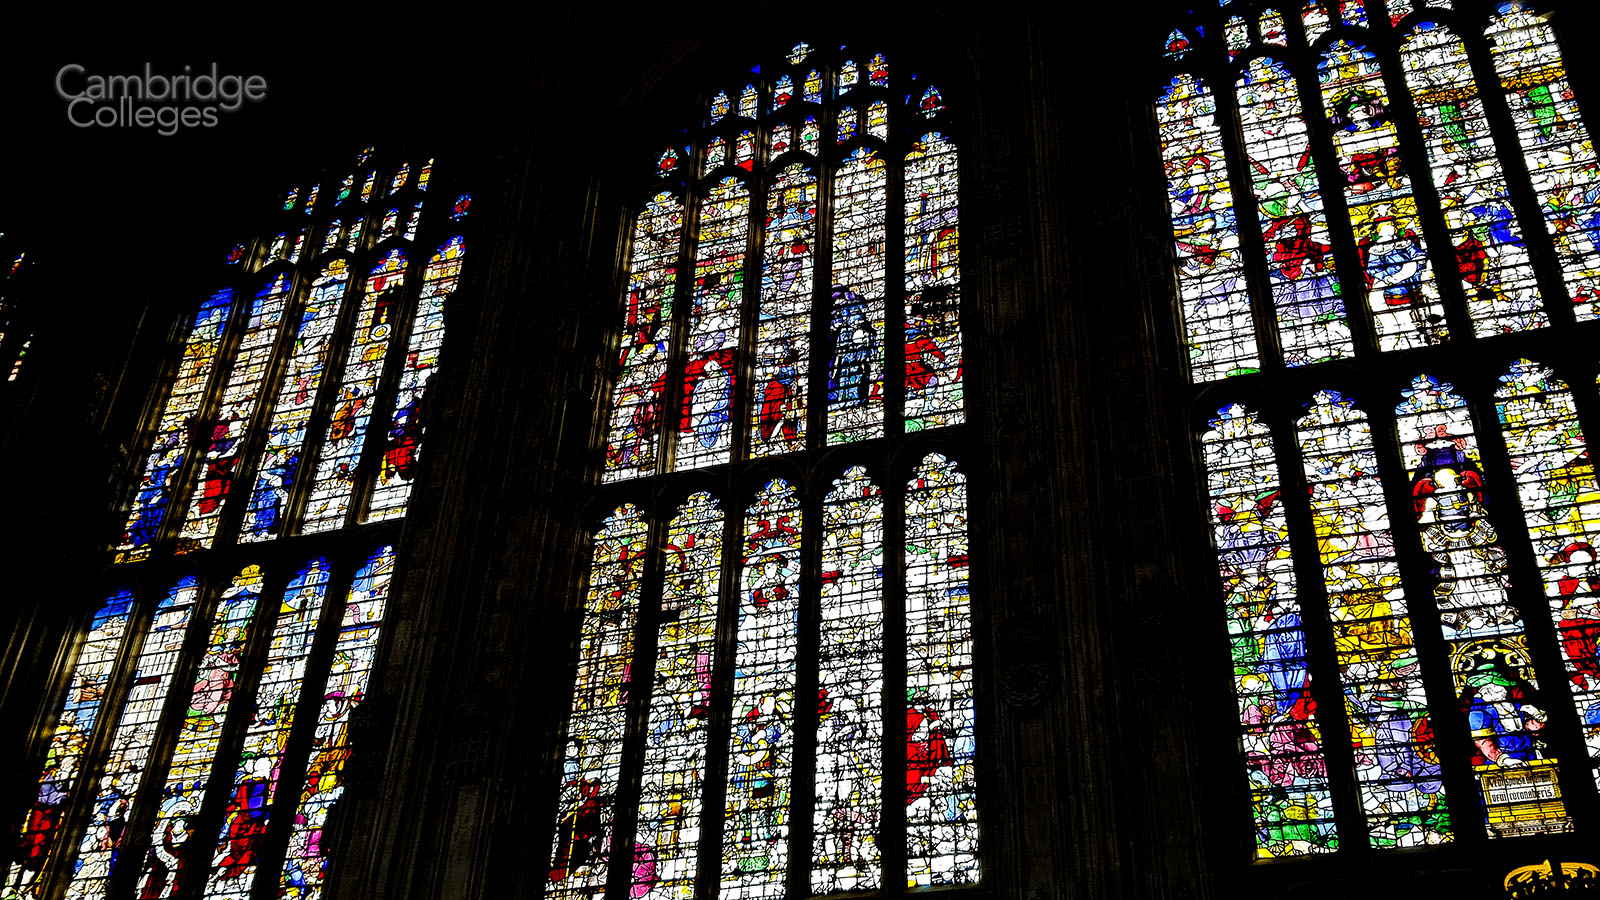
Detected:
[
  {"left": 4, "top": 546, "right": 399, "bottom": 900},
  {"left": 547, "top": 455, "right": 980, "bottom": 900}
]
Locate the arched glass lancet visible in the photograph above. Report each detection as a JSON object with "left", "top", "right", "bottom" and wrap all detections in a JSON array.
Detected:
[
  {"left": 812, "top": 468, "right": 885, "bottom": 893},
  {"left": 548, "top": 506, "right": 648, "bottom": 900},
  {"left": 556, "top": 39, "right": 977, "bottom": 900}
]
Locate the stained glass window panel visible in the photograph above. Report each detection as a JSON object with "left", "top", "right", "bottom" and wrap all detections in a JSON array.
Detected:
[
  {"left": 203, "top": 559, "right": 333, "bottom": 900},
  {"left": 547, "top": 512, "right": 647, "bottom": 900},
  {"left": 678, "top": 179, "right": 748, "bottom": 471},
  {"left": 722, "top": 481, "right": 802, "bottom": 898},
  {"left": 177, "top": 276, "right": 294, "bottom": 553},
  {"left": 368, "top": 236, "right": 466, "bottom": 520},
  {"left": 1395, "top": 375, "right": 1572, "bottom": 835},
  {"left": 903, "top": 454, "right": 978, "bottom": 885},
  {"left": 1319, "top": 42, "right": 1450, "bottom": 350},
  {"left": 1158, "top": 76, "right": 1258, "bottom": 380},
  {"left": 64, "top": 579, "right": 202, "bottom": 898},
  {"left": 828, "top": 151, "right": 887, "bottom": 445},
  {"left": 301, "top": 250, "right": 407, "bottom": 533},
  {"left": 1237, "top": 58, "right": 1353, "bottom": 366},
  {"left": 812, "top": 468, "right": 884, "bottom": 892},
  {"left": 903, "top": 133, "right": 964, "bottom": 429},
  {"left": 605, "top": 195, "right": 681, "bottom": 481},
  {"left": 752, "top": 164, "right": 815, "bottom": 458}
]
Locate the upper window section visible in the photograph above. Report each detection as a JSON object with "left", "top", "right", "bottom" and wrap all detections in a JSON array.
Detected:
[
  {"left": 113, "top": 149, "right": 470, "bottom": 564},
  {"left": 602, "top": 41, "right": 962, "bottom": 481},
  {"left": 1156, "top": 0, "right": 1600, "bottom": 382}
]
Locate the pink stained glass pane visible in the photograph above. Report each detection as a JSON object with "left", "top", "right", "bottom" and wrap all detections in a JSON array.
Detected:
[
  {"left": 202, "top": 560, "right": 334, "bottom": 900},
  {"left": 1320, "top": 42, "right": 1451, "bottom": 350},
  {"left": 1296, "top": 392, "right": 1449, "bottom": 848},
  {"left": 605, "top": 194, "right": 681, "bottom": 481},
  {"left": 903, "top": 454, "right": 978, "bottom": 886},
  {"left": 64, "top": 579, "right": 202, "bottom": 898},
  {"left": 1202, "top": 404, "right": 1337, "bottom": 858},
  {"left": 751, "top": 163, "right": 815, "bottom": 458},
  {"left": 368, "top": 236, "right": 466, "bottom": 520},
  {"left": 1487, "top": 6, "right": 1600, "bottom": 321},
  {"left": 116, "top": 290, "right": 233, "bottom": 563},
  {"left": 301, "top": 250, "right": 408, "bottom": 533},
  {"left": 678, "top": 178, "right": 748, "bottom": 471},
  {"left": 633, "top": 493, "right": 724, "bottom": 900},
  {"left": 239, "top": 262, "right": 353, "bottom": 543},
  {"left": 828, "top": 150, "right": 886, "bottom": 445},
  {"left": 176, "top": 276, "right": 294, "bottom": 553},
  {"left": 1236, "top": 57, "right": 1354, "bottom": 366},
  {"left": 812, "top": 467, "right": 884, "bottom": 892},
  {"left": 4, "top": 591, "right": 133, "bottom": 898},
  {"left": 722, "top": 480, "right": 801, "bottom": 899},
  {"left": 138, "top": 567, "right": 267, "bottom": 900},
  {"left": 903, "top": 132, "right": 963, "bottom": 429},
  {"left": 1396, "top": 375, "right": 1572, "bottom": 835},
  {"left": 1494, "top": 360, "right": 1600, "bottom": 785},
  {"left": 547, "top": 511, "right": 647, "bottom": 900},
  {"left": 1159, "top": 76, "right": 1258, "bottom": 380},
  {"left": 1401, "top": 24, "right": 1547, "bottom": 336},
  {"left": 278, "top": 547, "right": 397, "bottom": 900}
]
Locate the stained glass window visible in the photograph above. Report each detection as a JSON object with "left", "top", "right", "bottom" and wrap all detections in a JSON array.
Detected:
[
  {"left": 1162, "top": 0, "right": 1600, "bottom": 860},
  {"left": 6, "top": 148, "right": 469, "bottom": 899},
  {"left": 554, "top": 41, "right": 978, "bottom": 899}
]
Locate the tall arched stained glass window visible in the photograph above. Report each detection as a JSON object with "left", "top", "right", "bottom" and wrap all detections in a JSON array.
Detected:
[
  {"left": 552, "top": 40, "right": 979, "bottom": 900},
  {"left": 3, "top": 148, "right": 472, "bottom": 900},
  {"left": 1157, "top": 0, "right": 1600, "bottom": 860}
]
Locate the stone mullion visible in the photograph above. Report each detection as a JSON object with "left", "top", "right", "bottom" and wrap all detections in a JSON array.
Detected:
[
  {"left": 1460, "top": 10, "right": 1580, "bottom": 328},
  {"left": 1364, "top": 383, "right": 1488, "bottom": 841},
  {"left": 278, "top": 250, "right": 371, "bottom": 539},
  {"left": 659, "top": 174, "right": 702, "bottom": 478},
  {"left": 237, "top": 546, "right": 367, "bottom": 900},
  {"left": 157, "top": 560, "right": 297, "bottom": 900},
  {"left": 1266, "top": 395, "right": 1372, "bottom": 852},
  {"left": 1213, "top": 63, "right": 1291, "bottom": 374},
  {"left": 346, "top": 232, "right": 430, "bottom": 528},
  {"left": 149, "top": 282, "right": 261, "bottom": 559},
  {"left": 1288, "top": 28, "right": 1386, "bottom": 359},
  {"left": 602, "top": 506, "right": 668, "bottom": 900},
  {"left": 733, "top": 142, "right": 766, "bottom": 468},
  {"left": 691, "top": 486, "right": 745, "bottom": 900},
  {"left": 1374, "top": 29, "right": 1480, "bottom": 342},
  {"left": 880, "top": 462, "right": 908, "bottom": 895},
  {"left": 34, "top": 581, "right": 163, "bottom": 900},
  {"left": 786, "top": 482, "right": 822, "bottom": 900}
]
